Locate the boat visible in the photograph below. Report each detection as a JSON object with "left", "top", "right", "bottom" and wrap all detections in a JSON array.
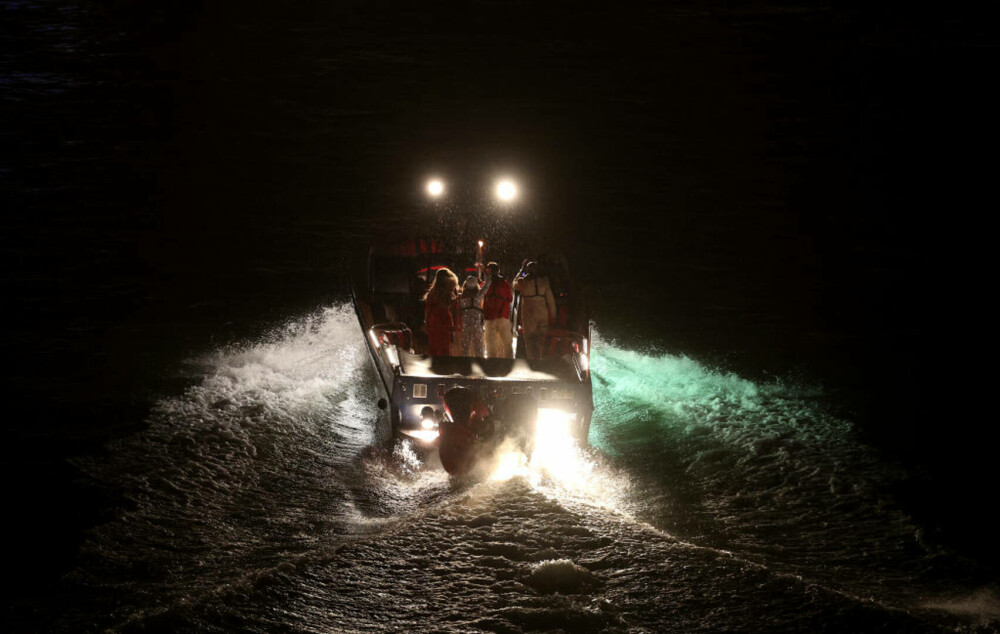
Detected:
[{"left": 350, "top": 236, "right": 594, "bottom": 476}]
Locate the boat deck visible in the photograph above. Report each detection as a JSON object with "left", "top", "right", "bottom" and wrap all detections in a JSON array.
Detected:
[{"left": 398, "top": 350, "right": 580, "bottom": 383}]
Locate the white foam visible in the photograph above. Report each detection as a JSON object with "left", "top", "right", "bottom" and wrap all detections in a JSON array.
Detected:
[
  {"left": 923, "top": 588, "right": 1000, "bottom": 618},
  {"left": 524, "top": 558, "right": 599, "bottom": 594}
]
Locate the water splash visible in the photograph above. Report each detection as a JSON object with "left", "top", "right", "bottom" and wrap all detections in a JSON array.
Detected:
[
  {"left": 923, "top": 588, "right": 1000, "bottom": 620},
  {"left": 69, "top": 304, "right": 397, "bottom": 630}
]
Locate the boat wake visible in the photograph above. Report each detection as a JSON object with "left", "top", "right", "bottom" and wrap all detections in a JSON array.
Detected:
[{"left": 64, "top": 302, "right": 998, "bottom": 633}]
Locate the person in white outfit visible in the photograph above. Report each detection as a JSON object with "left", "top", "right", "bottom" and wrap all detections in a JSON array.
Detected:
[
  {"left": 457, "top": 275, "right": 490, "bottom": 357},
  {"left": 513, "top": 261, "right": 556, "bottom": 359}
]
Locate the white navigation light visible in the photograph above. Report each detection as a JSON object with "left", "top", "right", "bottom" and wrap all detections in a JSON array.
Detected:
[
  {"left": 536, "top": 408, "right": 572, "bottom": 441},
  {"left": 530, "top": 408, "right": 592, "bottom": 490},
  {"left": 495, "top": 179, "right": 517, "bottom": 202},
  {"left": 404, "top": 429, "right": 440, "bottom": 443},
  {"left": 426, "top": 179, "right": 445, "bottom": 198},
  {"left": 385, "top": 344, "right": 399, "bottom": 367},
  {"left": 420, "top": 406, "right": 439, "bottom": 429}
]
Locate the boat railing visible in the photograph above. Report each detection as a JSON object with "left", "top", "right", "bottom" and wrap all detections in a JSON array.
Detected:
[{"left": 371, "top": 322, "right": 415, "bottom": 353}]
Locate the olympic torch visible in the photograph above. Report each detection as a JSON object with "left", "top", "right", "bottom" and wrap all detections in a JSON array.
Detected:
[{"left": 477, "top": 239, "right": 484, "bottom": 281}]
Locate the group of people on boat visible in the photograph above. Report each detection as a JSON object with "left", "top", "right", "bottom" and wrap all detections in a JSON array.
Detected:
[{"left": 422, "top": 257, "right": 568, "bottom": 360}]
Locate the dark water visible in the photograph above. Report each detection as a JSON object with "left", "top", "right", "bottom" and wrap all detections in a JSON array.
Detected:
[{"left": 4, "top": 2, "right": 999, "bottom": 632}]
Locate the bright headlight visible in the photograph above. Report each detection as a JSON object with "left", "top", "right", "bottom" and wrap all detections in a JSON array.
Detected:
[
  {"left": 530, "top": 408, "right": 583, "bottom": 484},
  {"left": 420, "top": 406, "right": 439, "bottom": 429},
  {"left": 426, "top": 179, "right": 445, "bottom": 198},
  {"left": 385, "top": 344, "right": 399, "bottom": 367},
  {"left": 495, "top": 179, "right": 517, "bottom": 202},
  {"left": 536, "top": 408, "right": 572, "bottom": 440},
  {"left": 403, "top": 428, "right": 440, "bottom": 442}
]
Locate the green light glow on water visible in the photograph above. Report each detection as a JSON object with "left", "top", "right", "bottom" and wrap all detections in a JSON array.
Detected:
[
  {"left": 584, "top": 334, "right": 922, "bottom": 591},
  {"left": 586, "top": 333, "right": 858, "bottom": 484},
  {"left": 590, "top": 340, "right": 768, "bottom": 456}
]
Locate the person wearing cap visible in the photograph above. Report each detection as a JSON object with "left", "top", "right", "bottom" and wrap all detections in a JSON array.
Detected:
[
  {"left": 457, "top": 274, "right": 491, "bottom": 357},
  {"left": 513, "top": 260, "right": 557, "bottom": 359},
  {"left": 481, "top": 261, "right": 514, "bottom": 358}
]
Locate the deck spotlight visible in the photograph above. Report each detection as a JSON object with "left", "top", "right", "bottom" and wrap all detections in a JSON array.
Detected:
[
  {"left": 495, "top": 179, "right": 517, "bottom": 202},
  {"left": 426, "top": 179, "right": 445, "bottom": 198}
]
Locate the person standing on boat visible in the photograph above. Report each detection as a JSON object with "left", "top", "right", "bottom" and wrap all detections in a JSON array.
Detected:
[
  {"left": 458, "top": 273, "right": 490, "bottom": 357},
  {"left": 514, "top": 260, "right": 557, "bottom": 359},
  {"left": 423, "top": 267, "right": 461, "bottom": 356},
  {"left": 481, "top": 261, "right": 514, "bottom": 358}
]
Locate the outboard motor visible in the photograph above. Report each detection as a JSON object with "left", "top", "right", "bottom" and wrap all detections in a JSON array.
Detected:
[{"left": 440, "top": 387, "right": 537, "bottom": 476}]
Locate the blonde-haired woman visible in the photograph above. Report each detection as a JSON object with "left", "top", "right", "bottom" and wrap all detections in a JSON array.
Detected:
[{"left": 423, "top": 267, "right": 460, "bottom": 356}]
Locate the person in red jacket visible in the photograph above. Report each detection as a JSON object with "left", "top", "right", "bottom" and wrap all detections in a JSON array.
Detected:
[
  {"left": 481, "top": 261, "right": 513, "bottom": 358},
  {"left": 423, "top": 267, "right": 460, "bottom": 356}
]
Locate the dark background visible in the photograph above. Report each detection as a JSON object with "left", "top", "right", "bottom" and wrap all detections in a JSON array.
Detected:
[{"left": 3, "top": 0, "right": 999, "bottom": 602}]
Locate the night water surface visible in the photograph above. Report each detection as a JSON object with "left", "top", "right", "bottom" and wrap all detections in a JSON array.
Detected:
[{"left": 4, "top": 3, "right": 998, "bottom": 632}]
